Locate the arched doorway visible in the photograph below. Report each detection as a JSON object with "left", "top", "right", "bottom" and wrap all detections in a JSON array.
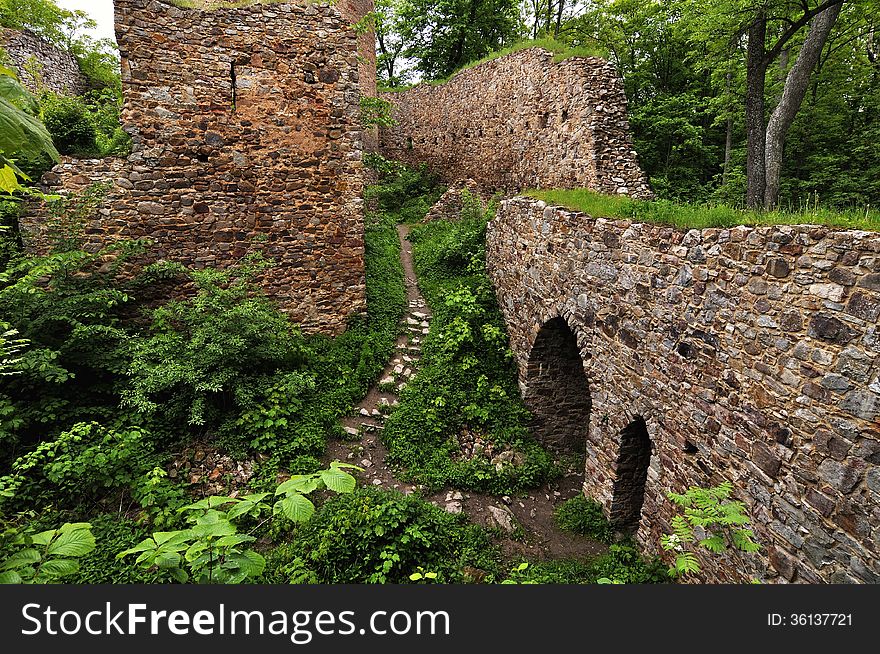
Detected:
[
  {"left": 609, "top": 417, "right": 651, "bottom": 535},
  {"left": 524, "top": 317, "right": 591, "bottom": 455}
]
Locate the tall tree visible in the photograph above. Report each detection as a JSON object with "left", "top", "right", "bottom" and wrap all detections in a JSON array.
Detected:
[
  {"left": 396, "top": 0, "right": 522, "bottom": 79},
  {"left": 687, "top": 0, "right": 849, "bottom": 209}
]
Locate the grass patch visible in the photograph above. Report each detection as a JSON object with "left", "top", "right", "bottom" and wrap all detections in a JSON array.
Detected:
[
  {"left": 555, "top": 495, "right": 613, "bottom": 544},
  {"left": 381, "top": 38, "right": 607, "bottom": 93},
  {"left": 504, "top": 542, "right": 667, "bottom": 584},
  {"left": 526, "top": 188, "right": 880, "bottom": 231}
]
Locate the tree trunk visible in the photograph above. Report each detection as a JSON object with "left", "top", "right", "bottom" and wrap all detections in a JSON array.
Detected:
[
  {"left": 764, "top": 3, "right": 843, "bottom": 209},
  {"left": 745, "top": 14, "right": 769, "bottom": 209},
  {"left": 722, "top": 70, "right": 733, "bottom": 187}
]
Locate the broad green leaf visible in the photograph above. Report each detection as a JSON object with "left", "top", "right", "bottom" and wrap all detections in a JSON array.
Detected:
[
  {"left": 276, "top": 476, "right": 320, "bottom": 496},
  {"left": 169, "top": 567, "right": 188, "bottom": 583},
  {"left": 215, "top": 534, "right": 254, "bottom": 548},
  {"left": 153, "top": 530, "right": 192, "bottom": 547},
  {"left": 38, "top": 559, "right": 79, "bottom": 578},
  {"left": 274, "top": 494, "right": 316, "bottom": 523},
  {"left": 191, "top": 517, "right": 236, "bottom": 539},
  {"left": 29, "top": 529, "right": 57, "bottom": 547},
  {"left": 320, "top": 468, "right": 356, "bottom": 494},
  {"left": 234, "top": 550, "right": 266, "bottom": 577},
  {"left": 0, "top": 570, "right": 23, "bottom": 584},
  {"left": 1, "top": 548, "right": 41, "bottom": 570},
  {"left": 47, "top": 525, "right": 96, "bottom": 557},
  {"left": 154, "top": 552, "right": 182, "bottom": 569}
]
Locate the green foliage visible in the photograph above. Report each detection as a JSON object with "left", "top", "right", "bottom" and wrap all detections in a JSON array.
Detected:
[
  {"left": 0, "top": 421, "right": 158, "bottom": 508},
  {"left": 66, "top": 513, "right": 167, "bottom": 583},
  {"left": 119, "top": 503, "right": 268, "bottom": 584},
  {"left": 119, "top": 465, "right": 357, "bottom": 584},
  {"left": 527, "top": 188, "right": 880, "bottom": 231},
  {"left": 554, "top": 495, "right": 613, "bottom": 544},
  {"left": 366, "top": 161, "right": 443, "bottom": 223},
  {"left": 0, "top": 72, "right": 59, "bottom": 177},
  {"left": 660, "top": 481, "right": 761, "bottom": 579},
  {"left": 280, "top": 487, "right": 499, "bottom": 583},
  {"left": 123, "top": 257, "right": 309, "bottom": 428},
  {"left": 382, "top": 208, "right": 556, "bottom": 494},
  {"left": 360, "top": 96, "right": 396, "bottom": 128},
  {"left": 40, "top": 93, "right": 98, "bottom": 156},
  {"left": 0, "top": 201, "right": 146, "bottom": 453},
  {"left": 501, "top": 543, "right": 667, "bottom": 585},
  {"left": 389, "top": 0, "right": 523, "bottom": 80},
  {"left": 589, "top": 542, "right": 669, "bottom": 584},
  {"left": 0, "top": 521, "right": 95, "bottom": 583},
  {"left": 272, "top": 461, "right": 360, "bottom": 523}
]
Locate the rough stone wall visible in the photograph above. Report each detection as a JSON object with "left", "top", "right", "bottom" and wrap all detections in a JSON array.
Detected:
[
  {"left": 21, "top": 0, "right": 372, "bottom": 335},
  {"left": 488, "top": 196, "right": 880, "bottom": 584},
  {"left": 0, "top": 28, "right": 87, "bottom": 95},
  {"left": 336, "top": 0, "right": 377, "bottom": 151},
  {"left": 379, "top": 48, "right": 651, "bottom": 198}
]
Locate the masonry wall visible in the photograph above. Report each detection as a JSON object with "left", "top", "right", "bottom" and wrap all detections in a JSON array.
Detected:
[
  {"left": 379, "top": 48, "right": 652, "bottom": 198},
  {"left": 0, "top": 28, "right": 87, "bottom": 95},
  {"left": 21, "top": 0, "right": 371, "bottom": 335},
  {"left": 488, "top": 197, "right": 880, "bottom": 583}
]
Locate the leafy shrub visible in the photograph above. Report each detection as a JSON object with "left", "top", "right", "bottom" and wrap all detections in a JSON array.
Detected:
[
  {"left": 123, "top": 257, "right": 309, "bottom": 429},
  {"left": 589, "top": 542, "right": 668, "bottom": 584},
  {"left": 0, "top": 521, "right": 95, "bottom": 583},
  {"left": 280, "top": 487, "right": 499, "bottom": 583},
  {"left": 0, "top": 214, "right": 146, "bottom": 453},
  {"left": 66, "top": 513, "right": 167, "bottom": 584},
  {"left": 555, "top": 495, "right": 613, "bottom": 544},
  {"left": 502, "top": 543, "right": 666, "bottom": 585},
  {"left": 0, "top": 421, "right": 159, "bottom": 509},
  {"left": 40, "top": 93, "right": 98, "bottom": 156},
  {"left": 119, "top": 465, "right": 358, "bottom": 584}
]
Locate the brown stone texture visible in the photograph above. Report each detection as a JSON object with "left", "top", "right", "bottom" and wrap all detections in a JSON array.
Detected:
[
  {"left": 1, "top": 28, "right": 88, "bottom": 95},
  {"left": 379, "top": 48, "right": 652, "bottom": 198},
  {"left": 21, "top": 0, "right": 376, "bottom": 335},
  {"left": 488, "top": 196, "right": 880, "bottom": 584},
  {"left": 336, "top": 0, "right": 378, "bottom": 151}
]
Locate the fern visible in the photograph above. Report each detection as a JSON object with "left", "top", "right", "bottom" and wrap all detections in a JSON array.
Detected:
[{"left": 661, "top": 482, "right": 761, "bottom": 580}]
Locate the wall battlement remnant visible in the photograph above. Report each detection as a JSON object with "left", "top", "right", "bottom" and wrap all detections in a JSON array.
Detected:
[
  {"left": 488, "top": 196, "right": 880, "bottom": 584},
  {"left": 21, "top": 0, "right": 375, "bottom": 335},
  {"left": 379, "top": 48, "right": 652, "bottom": 198},
  {"left": 1, "top": 27, "right": 88, "bottom": 96}
]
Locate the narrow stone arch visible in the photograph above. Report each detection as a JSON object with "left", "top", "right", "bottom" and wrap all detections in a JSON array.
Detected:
[
  {"left": 523, "top": 316, "right": 591, "bottom": 455},
  {"left": 609, "top": 416, "right": 652, "bottom": 536}
]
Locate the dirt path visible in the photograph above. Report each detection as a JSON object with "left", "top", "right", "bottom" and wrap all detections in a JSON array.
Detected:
[{"left": 325, "top": 224, "right": 604, "bottom": 564}]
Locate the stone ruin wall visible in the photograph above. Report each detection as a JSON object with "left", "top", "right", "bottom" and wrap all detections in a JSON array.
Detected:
[
  {"left": 21, "top": 0, "right": 375, "bottom": 335},
  {"left": 379, "top": 48, "right": 652, "bottom": 198},
  {"left": 1, "top": 28, "right": 88, "bottom": 96},
  {"left": 488, "top": 197, "right": 880, "bottom": 584}
]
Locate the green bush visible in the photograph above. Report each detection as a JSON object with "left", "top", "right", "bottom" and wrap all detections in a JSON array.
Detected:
[
  {"left": 0, "top": 225, "right": 146, "bottom": 454},
  {"left": 555, "top": 495, "right": 613, "bottom": 544},
  {"left": 40, "top": 93, "right": 98, "bottom": 156},
  {"left": 67, "top": 513, "right": 168, "bottom": 584},
  {"left": 589, "top": 542, "right": 668, "bottom": 584},
  {"left": 278, "top": 487, "right": 499, "bottom": 583},
  {"left": 0, "top": 421, "right": 159, "bottom": 508},
  {"left": 123, "top": 257, "right": 309, "bottom": 429}
]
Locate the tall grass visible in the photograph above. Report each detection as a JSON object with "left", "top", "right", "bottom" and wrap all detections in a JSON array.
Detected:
[{"left": 525, "top": 188, "right": 880, "bottom": 231}]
